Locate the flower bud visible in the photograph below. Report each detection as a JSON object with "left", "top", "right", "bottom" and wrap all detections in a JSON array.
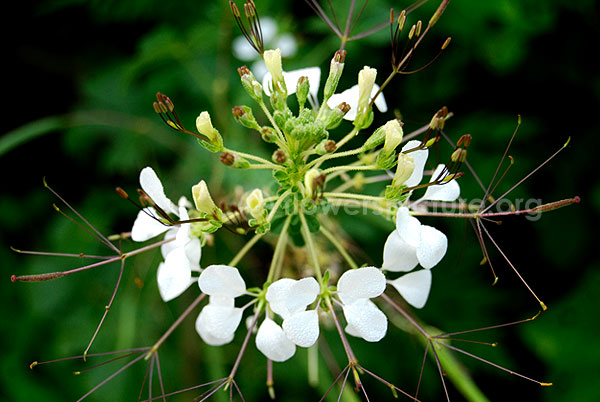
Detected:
[
  {"left": 315, "top": 139, "right": 336, "bottom": 155},
  {"left": 272, "top": 149, "right": 287, "bottom": 164},
  {"left": 321, "top": 102, "right": 349, "bottom": 129},
  {"left": 196, "top": 111, "right": 224, "bottom": 150},
  {"left": 245, "top": 189, "right": 265, "bottom": 220},
  {"left": 323, "top": 50, "right": 346, "bottom": 102},
  {"left": 382, "top": 119, "right": 404, "bottom": 155},
  {"left": 232, "top": 106, "right": 260, "bottom": 130},
  {"left": 304, "top": 168, "right": 324, "bottom": 199},
  {"left": 192, "top": 180, "right": 222, "bottom": 219},
  {"left": 261, "top": 127, "right": 278, "bottom": 143},
  {"left": 238, "top": 65, "right": 263, "bottom": 102},
  {"left": 263, "top": 49, "right": 287, "bottom": 96},
  {"left": 354, "top": 66, "right": 377, "bottom": 129},
  {"left": 392, "top": 153, "right": 415, "bottom": 187},
  {"left": 296, "top": 76, "right": 310, "bottom": 109},
  {"left": 220, "top": 152, "right": 250, "bottom": 169}
]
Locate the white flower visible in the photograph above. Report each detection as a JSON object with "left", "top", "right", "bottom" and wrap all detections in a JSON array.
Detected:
[
  {"left": 382, "top": 142, "right": 460, "bottom": 308},
  {"left": 256, "top": 277, "right": 320, "bottom": 362},
  {"left": 156, "top": 207, "right": 201, "bottom": 302},
  {"left": 326, "top": 83, "right": 387, "bottom": 121},
  {"left": 196, "top": 265, "right": 247, "bottom": 345},
  {"left": 130, "top": 167, "right": 202, "bottom": 302},
  {"left": 262, "top": 66, "right": 322, "bottom": 101},
  {"left": 337, "top": 267, "right": 388, "bottom": 342}
]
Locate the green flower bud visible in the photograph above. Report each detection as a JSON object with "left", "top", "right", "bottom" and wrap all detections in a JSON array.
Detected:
[
  {"left": 238, "top": 65, "right": 263, "bottom": 102},
  {"left": 196, "top": 111, "right": 224, "bottom": 150},
  {"left": 232, "top": 106, "right": 260, "bottom": 130},
  {"left": 392, "top": 153, "right": 415, "bottom": 187},
  {"left": 296, "top": 76, "right": 310, "bottom": 109},
  {"left": 323, "top": 50, "right": 346, "bottom": 102}
]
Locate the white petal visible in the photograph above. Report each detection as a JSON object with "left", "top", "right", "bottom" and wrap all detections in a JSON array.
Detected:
[
  {"left": 209, "top": 295, "right": 234, "bottom": 307},
  {"left": 255, "top": 318, "right": 296, "bottom": 362},
  {"left": 157, "top": 248, "right": 193, "bottom": 302},
  {"left": 395, "top": 207, "right": 422, "bottom": 248},
  {"left": 381, "top": 231, "right": 419, "bottom": 272},
  {"left": 285, "top": 277, "right": 320, "bottom": 314},
  {"left": 325, "top": 83, "right": 386, "bottom": 121},
  {"left": 282, "top": 310, "right": 319, "bottom": 347},
  {"left": 160, "top": 228, "right": 179, "bottom": 259},
  {"left": 265, "top": 278, "right": 295, "bottom": 318},
  {"left": 200, "top": 304, "right": 243, "bottom": 338},
  {"left": 343, "top": 299, "right": 388, "bottom": 342},
  {"left": 139, "top": 167, "right": 177, "bottom": 216},
  {"left": 131, "top": 208, "right": 170, "bottom": 242},
  {"left": 401, "top": 140, "right": 429, "bottom": 188},
  {"left": 327, "top": 85, "right": 359, "bottom": 121},
  {"left": 371, "top": 84, "right": 387, "bottom": 113},
  {"left": 417, "top": 225, "right": 448, "bottom": 269},
  {"left": 390, "top": 270, "right": 432, "bottom": 309},
  {"left": 196, "top": 309, "right": 234, "bottom": 346},
  {"left": 337, "top": 267, "right": 386, "bottom": 305},
  {"left": 198, "top": 265, "right": 246, "bottom": 298},
  {"left": 422, "top": 164, "right": 461, "bottom": 202}
]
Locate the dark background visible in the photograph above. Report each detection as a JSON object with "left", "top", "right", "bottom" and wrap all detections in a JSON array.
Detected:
[{"left": 1, "top": 0, "right": 598, "bottom": 401}]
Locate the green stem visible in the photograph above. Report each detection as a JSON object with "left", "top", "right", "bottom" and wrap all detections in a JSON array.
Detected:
[
  {"left": 228, "top": 232, "right": 264, "bottom": 267},
  {"left": 308, "top": 144, "right": 365, "bottom": 170},
  {"left": 328, "top": 199, "right": 395, "bottom": 217},
  {"left": 323, "top": 192, "right": 385, "bottom": 203},
  {"left": 319, "top": 226, "right": 359, "bottom": 270},
  {"left": 266, "top": 214, "right": 292, "bottom": 283},
  {"left": 322, "top": 164, "right": 379, "bottom": 175},
  {"left": 334, "top": 126, "right": 360, "bottom": 151},
  {"left": 258, "top": 101, "right": 288, "bottom": 150},
  {"left": 299, "top": 212, "right": 323, "bottom": 282}
]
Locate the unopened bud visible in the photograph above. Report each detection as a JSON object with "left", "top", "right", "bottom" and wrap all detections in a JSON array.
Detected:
[
  {"left": 261, "top": 127, "right": 278, "bottom": 143},
  {"left": 192, "top": 180, "right": 221, "bottom": 219},
  {"left": 392, "top": 153, "right": 415, "bottom": 187},
  {"left": 196, "top": 111, "right": 224, "bottom": 150},
  {"left": 263, "top": 48, "right": 287, "bottom": 96},
  {"left": 324, "top": 50, "right": 346, "bottom": 101},
  {"left": 382, "top": 119, "right": 404, "bottom": 155},
  {"left": 315, "top": 139, "right": 336, "bottom": 155},
  {"left": 354, "top": 66, "right": 377, "bottom": 129},
  {"left": 220, "top": 152, "right": 250, "bottom": 169},
  {"left": 232, "top": 105, "right": 260, "bottom": 130},
  {"left": 304, "top": 168, "right": 325, "bottom": 199},
  {"left": 272, "top": 149, "right": 287, "bottom": 164},
  {"left": 321, "top": 102, "right": 349, "bottom": 129},
  {"left": 296, "top": 76, "right": 310, "bottom": 109},
  {"left": 245, "top": 189, "right": 265, "bottom": 220},
  {"left": 238, "top": 65, "right": 263, "bottom": 101},
  {"left": 220, "top": 152, "right": 235, "bottom": 166}
]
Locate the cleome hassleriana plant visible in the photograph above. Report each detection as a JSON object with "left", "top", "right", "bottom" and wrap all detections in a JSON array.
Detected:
[{"left": 11, "top": 0, "right": 580, "bottom": 401}]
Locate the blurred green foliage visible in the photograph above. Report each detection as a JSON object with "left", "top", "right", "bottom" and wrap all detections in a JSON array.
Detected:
[{"left": 2, "top": 0, "right": 598, "bottom": 401}]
